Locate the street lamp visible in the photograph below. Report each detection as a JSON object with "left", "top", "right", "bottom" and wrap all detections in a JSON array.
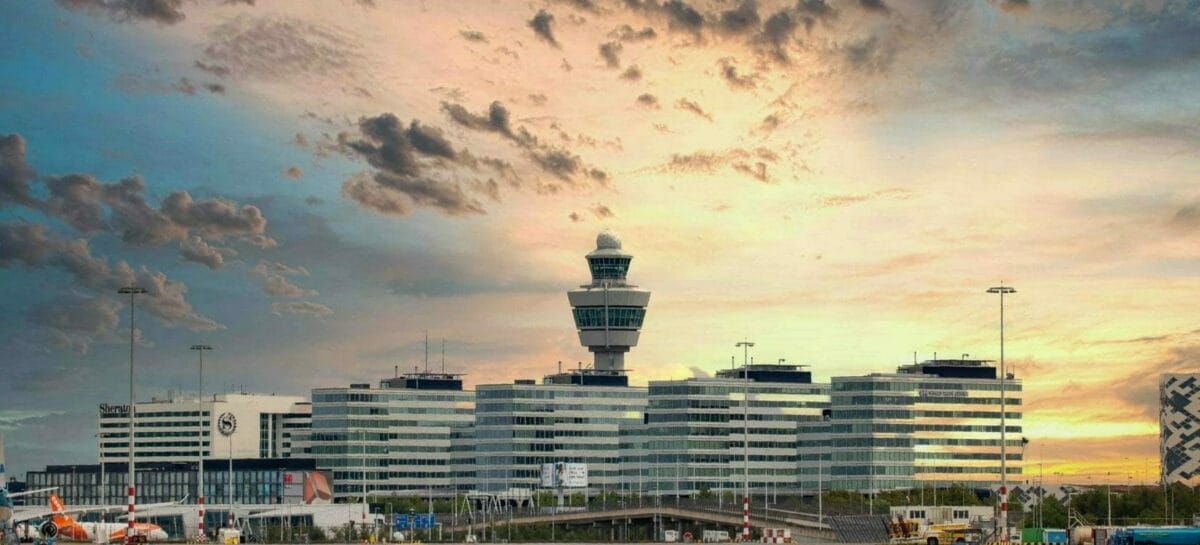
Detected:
[
  {"left": 117, "top": 285, "right": 146, "bottom": 544},
  {"left": 986, "top": 285, "right": 1015, "bottom": 544},
  {"left": 734, "top": 340, "right": 754, "bottom": 542},
  {"left": 191, "top": 344, "right": 213, "bottom": 542}
]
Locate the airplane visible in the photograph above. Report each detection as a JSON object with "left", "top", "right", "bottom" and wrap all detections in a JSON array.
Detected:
[
  {"left": 42, "top": 494, "right": 169, "bottom": 543},
  {"left": 0, "top": 434, "right": 176, "bottom": 543}
]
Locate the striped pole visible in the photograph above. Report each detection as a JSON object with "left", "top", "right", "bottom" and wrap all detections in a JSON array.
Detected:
[
  {"left": 127, "top": 484, "right": 136, "bottom": 539},
  {"left": 197, "top": 495, "right": 205, "bottom": 541},
  {"left": 742, "top": 495, "right": 750, "bottom": 542},
  {"left": 999, "top": 485, "right": 1008, "bottom": 544}
]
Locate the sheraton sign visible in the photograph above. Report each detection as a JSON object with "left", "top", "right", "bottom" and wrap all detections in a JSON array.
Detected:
[{"left": 98, "top": 403, "right": 131, "bottom": 415}]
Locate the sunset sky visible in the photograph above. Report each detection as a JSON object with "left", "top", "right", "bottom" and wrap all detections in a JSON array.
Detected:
[{"left": 1, "top": 0, "right": 1197, "bottom": 484}]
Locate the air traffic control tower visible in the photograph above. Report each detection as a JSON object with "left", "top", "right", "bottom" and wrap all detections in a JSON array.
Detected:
[{"left": 568, "top": 229, "right": 651, "bottom": 372}]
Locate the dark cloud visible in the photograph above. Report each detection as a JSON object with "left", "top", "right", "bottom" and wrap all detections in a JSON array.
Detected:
[
  {"left": 718, "top": 58, "right": 757, "bottom": 89},
  {"left": 528, "top": 93, "right": 548, "bottom": 106},
  {"left": 194, "top": 60, "right": 231, "bottom": 77},
  {"left": 160, "top": 190, "right": 272, "bottom": 245},
  {"left": 203, "top": 15, "right": 361, "bottom": 80},
  {"left": 732, "top": 161, "right": 769, "bottom": 182},
  {"left": 0, "top": 134, "right": 38, "bottom": 209},
  {"left": 441, "top": 101, "right": 607, "bottom": 188},
  {"left": 609, "top": 24, "right": 657, "bottom": 42},
  {"left": 0, "top": 222, "right": 220, "bottom": 331},
  {"left": 675, "top": 98, "right": 712, "bottom": 121},
  {"left": 620, "top": 65, "right": 643, "bottom": 81},
  {"left": 662, "top": 0, "right": 705, "bottom": 35},
  {"left": 759, "top": 10, "right": 800, "bottom": 61},
  {"left": 568, "top": 212, "right": 582, "bottom": 222},
  {"left": 282, "top": 166, "right": 303, "bottom": 179},
  {"left": 528, "top": 10, "right": 560, "bottom": 48},
  {"left": 57, "top": 0, "right": 186, "bottom": 25},
  {"left": 599, "top": 41, "right": 623, "bottom": 68},
  {"left": 179, "top": 235, "right": 229, "bottom": 270},
  {"left": 271, "top": 301, "right": 333, "bottom": 317},
  {"left": 590, "top": 204, "right": 615, "bottom": 219},
  {"left": 717, "top": 0, "right": 760, "bottom": 35},
  {"left": 859, "top": 0, "right": 889, "bottom": 15},
  {"left": 459, "top": 30, "right": 488, "bottom": 43},
  {"left": 555, "top": 0, "right": 601, "bottom": 13},
  {"left": 797, "top": 0, "right": 835, "bottom": 21},
  {"left": 636, "top": 93, "right": 660, "bottom": 108}
]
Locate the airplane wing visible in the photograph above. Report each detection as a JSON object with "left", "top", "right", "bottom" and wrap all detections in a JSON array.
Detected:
[
  {"left": 6, "top": 487, "right": 58, "bottom": 499},
  {"left": 9, "top": 498, "right": 187, "bottom": 524}
]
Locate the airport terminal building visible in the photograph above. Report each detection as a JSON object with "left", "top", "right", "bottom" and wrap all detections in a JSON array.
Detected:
[{"left": 828, "top": 359, "right": 1023, "bottom": 492}]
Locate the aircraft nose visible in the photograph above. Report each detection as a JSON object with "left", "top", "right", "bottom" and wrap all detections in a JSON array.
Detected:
[{"left": 152, "top": 529, "right": 169, "bottom": 541}]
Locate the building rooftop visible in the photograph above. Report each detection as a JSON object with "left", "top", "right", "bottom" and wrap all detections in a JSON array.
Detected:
[{"left": 715, "top": 363, "right": 813, "bottom": 384}]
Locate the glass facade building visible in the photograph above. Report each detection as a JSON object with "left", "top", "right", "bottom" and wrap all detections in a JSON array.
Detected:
[
  {"left": 828, "top": 359, "right": 1023, "bottom": 492},
  {"left": 1160, "top": 373, "right": 1200, "bottom": 485},
  {"left": 474, "top": 370, "right": 647, "bottom": 492},
  {"left": 630, "top": 365, "right": 830, "bottom": 496},
  {"left": 298, "top": 373, "right": 474, "bottom": 498}
]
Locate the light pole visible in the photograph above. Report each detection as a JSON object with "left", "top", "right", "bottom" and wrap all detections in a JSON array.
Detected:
[
  {"left": 987, "top": 285, "right": 1015, "bottom": 544},
  {"left": 191, "top": 344, "right": 212, "bottom": 542},
  {"left": 118, "top": 285, "right": 146, "bottom": 544},
  {"left": 735, "top": 340, "right": 754, "bottom": 542}
]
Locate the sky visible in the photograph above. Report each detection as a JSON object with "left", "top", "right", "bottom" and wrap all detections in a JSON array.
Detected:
[{"left": 1, "top": 0, "right": 1198, "bottom": 485}]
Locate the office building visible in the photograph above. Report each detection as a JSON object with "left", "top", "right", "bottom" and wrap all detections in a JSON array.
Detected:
[
  {"left": 1160, "top": 373, "right": 1200, "bottom": 485},
  {"left": 828, "top": 359, "right": 1023, "bottom": 492},
  {"left": 300, "top": 372, "right": 474, "bottom": 498},
  {"left": 24, "top": 458, "right": 317, "bottom": 508},
  {"left": 474, "top": 369, "right": 647, "bottom": 493},
  {"left": 567, "top": 229, "right": 651, "bottom": 372},
  {"left": 632, "top": 364, "right": 829, "bottom": 496},
  {"left": 97, "top": 393, "right": 310, "bottom": 464}
]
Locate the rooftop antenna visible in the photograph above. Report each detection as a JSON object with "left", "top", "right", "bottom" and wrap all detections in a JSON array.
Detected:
[
  {"left": 731, "top": 355, "right": 735, "bottom": 371},
  {"left": 394, "top": 365, "right": 398, "bottom": 378},
  {"left": 441, "top": 339, "right": 446, "bottom": 374},
  {"left": 424, "top": 331, "right": 430, "bottom": 374},
  {"left": 913, "top": 352, "right": 917, "bottom": 364},
  {"left": 558, "top": 361, "right": 562, "bottom": 374}
]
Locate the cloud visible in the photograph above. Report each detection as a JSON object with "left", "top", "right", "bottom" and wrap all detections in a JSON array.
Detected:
[
  {"left": 29, "top": 294, "right": 123, "bottom": 353},
  {"left": 202, "top": 15, "right": 361, "bottom": 80},
  {"left": 337, "top": 113, "right": 491, "bottom": 216},
  {"left": 0, "top": 134, "right": 38, "bottom": 208},
  {"left": 282, "top": 166, "right": 303, "bottom": 179},
  {"left": 194, "top": 60, "right": 231, "bottom": 77},
  {"left": 845, "top": 35, "right": 897, "bottom": 73},
  {"left": 459, "top": 30, "right": 488, "bottom": 43},
  {"left": 620, "top": 65, "right": 643, "bottom": 81},
  {"left": 816, "top": 188, "right": 912, "bottom": 208},
  {"left": 663, "top": 147, "right": 780, "bottom": 183},
  {"left": 57, "top": 0, "right": 187, "bottom": 25},
  {"left": 997, "top": 0, "right": 1031, "bottom": 13},
  {"left": 529, "top": 9, "right": 560, "bottom": 48},
  {"left": 179, "top": 235, "right": 231, "bottom": 270},
  {"left": 759, "top": 9, "right": 800, "bottom": 62},
  {"left": 0, "top": 221, "right": 220, "bottom": 331},
  {"left": 590, "top": 203, "right": 615, "bottom": 219},
  {"left": 717, "top": 0, "right": 761, "bottom": 35},
  {"left": 1168, "top": 201, "right": 1200, "bottom": 230},
  {"left": 636, "top": 93, "right": 660, "bottom": 108},
  {"left": 250, "top": 260, "right": 317, "bottom": 297},
  {"left": 859, "top": 0, "right": 889, "bottom": 15},
  {"left": 271, "top": 301, "right": 333, "bottom": 317},
  {"left": 675, "top": 98, "right": 712, "bottom": 121},
  {"left": 440, "top": 101, "right": 608, "bottom": 188},
  {"left": 569, "top": 212, "right": 582, "bottom": 222},
  {"left": 718, "top": 57, "right": 757, "bottom": 89},
  {"left": 599, "top": 41, "right": 623, "bottom": 68},
  {"left": 609, "top": 24, "right": 657, "bottom": 42}
]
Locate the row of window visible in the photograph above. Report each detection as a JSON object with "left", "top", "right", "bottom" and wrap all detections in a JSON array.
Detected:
[{"left": 572, "top": 306, "right": 647, "bottom": 329}]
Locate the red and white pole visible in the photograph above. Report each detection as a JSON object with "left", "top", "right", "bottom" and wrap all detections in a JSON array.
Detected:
[
  {"left": 127, "top": 484, "right": 136, "bottom": 537},
  {"left": 998, "top": 485, "right": 1008, "bottom": 544},
  {"left": 197, "top": 495, "right": 205, "bottom": 541},
  {"left": 742, "top": 495, "right": 750, "bottom": 542}
]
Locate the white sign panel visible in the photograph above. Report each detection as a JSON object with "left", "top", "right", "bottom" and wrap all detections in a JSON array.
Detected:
[{"left": 540, "top": 462, "right": 588, "bottom": 488}]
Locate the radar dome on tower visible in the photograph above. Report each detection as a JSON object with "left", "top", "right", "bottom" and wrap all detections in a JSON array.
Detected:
[{"left": 596, "top": 229, "right": 622, "bottom": 250}]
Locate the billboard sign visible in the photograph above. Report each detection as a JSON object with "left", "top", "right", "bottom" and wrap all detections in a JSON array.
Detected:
[
  {"left": 283, "top": 470, "right": 333, "bottom": 505},
  {"left": 540, "top": 462, "right": 588, "bottom": 488}
]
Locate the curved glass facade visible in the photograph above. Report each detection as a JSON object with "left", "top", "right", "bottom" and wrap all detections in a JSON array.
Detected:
[
  {"left": 587, "top": 257, "right": 631, "bottom": 280},
  {"left": 572, "top": 306, "right": 646, "bottom": 328}
]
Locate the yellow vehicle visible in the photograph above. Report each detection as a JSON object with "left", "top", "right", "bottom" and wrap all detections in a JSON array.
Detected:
[{"left": 890, "top": 520, "right": 983, "bottom": 545}]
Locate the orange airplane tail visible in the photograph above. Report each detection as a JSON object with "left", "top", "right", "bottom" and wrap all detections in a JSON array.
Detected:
[{"left": 48, "top": 493, "right": 76, "bottom": 527}]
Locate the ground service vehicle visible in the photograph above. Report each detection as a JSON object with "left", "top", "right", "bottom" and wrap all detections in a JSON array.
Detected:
[{"left": 1109, "top": 527, "right": 1200, "bottom": 545}]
